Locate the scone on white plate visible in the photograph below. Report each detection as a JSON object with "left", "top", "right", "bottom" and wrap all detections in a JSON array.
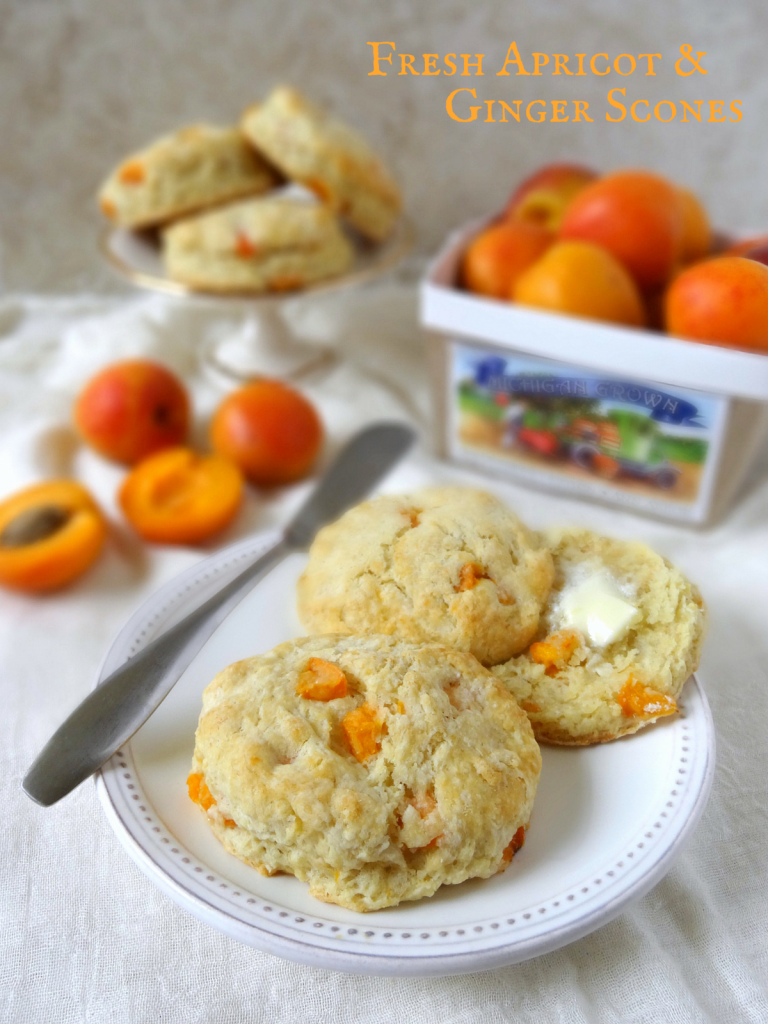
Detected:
[
  {"left": 493, "top": 527, "right": 707, "bottom": 745},
  {"left": 241, "top": 86, "right": 401, "bottom": 242},
  {"left": 188, "top": 635, "right": 541, "bottom": 911},
  {"left": 162, "top": 195, "right": 353, "bottom": 293},
  {"left": 98, "top": 124, "right": 280, "bottom": 229}
]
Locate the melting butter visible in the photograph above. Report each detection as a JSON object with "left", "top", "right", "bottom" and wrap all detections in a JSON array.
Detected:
[{"left": 559, "top": 573, "right": 640, "bottom": 647}]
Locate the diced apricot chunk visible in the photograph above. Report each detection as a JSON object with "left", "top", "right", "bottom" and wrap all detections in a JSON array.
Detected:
[
  {"left": 456, "top": 562, "right": 489, "bottom": 592},
  {"left": 530, "top": 630, "right": 580, "bottom": 675},
  {"left": 341, "top": 703, "right": 383, "bottom": 762},
  {"left": 234, "top": 231, "right": 258, "bottom": 259},
  {"left": 520, "top": 700, "right": 541, "bottom": 714},
  {"left": 187, "top": 772, "right": 215, "bottom": 811},
  {"left": 296, "top": 657, "right": 348, "bottom": 701},
  {"left": 502, "top": 825, "right": 526, "bottom": 865},
  {"left": 403, "top": 507, "right": 421, "bottom": 528},
  {"left": 411, "top": 791, "right": 437, "bottom": 819},
  {"left": 118, "top": 160, "right": 145, "bottom": 185},
  {"left": 617, "top": 676, "right": 677, "bottom": 719}
]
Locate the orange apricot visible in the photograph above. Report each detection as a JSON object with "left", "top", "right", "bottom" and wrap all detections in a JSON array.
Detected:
[
  {"left": 677, "top": 187, "right": 712, "bottom": 264},
  {"left": 560, "top": 170, "right": 683, "bottom": 289},
  {"left": 665, "top": 256, "right": 768, "bottom": 351},
  {"left": 75, "top": 359, "right": 190, "bottom": 466},
  {"left": 505, "top": 163, "right": 597, "bottom": 232},
  {"left": 0, "top": 480, "right": 107, "bottom": 593},
  {"left": 341, "top": 703, "right": 383, "bottom": 762},
  {"left": 296, "top": 658, "right": 348, "bottom": 701},
  {"left": 119, "top": 447, "right": 243, "bottom": 544},
  {"left": 514, "top": 241, "right": 645, "bottom": 327},
  {"left": 462, "top": 221, "right": 554, "bottom": 299},
  {"left": 210, "top": 379, "right": 323, "bottom": 486}
]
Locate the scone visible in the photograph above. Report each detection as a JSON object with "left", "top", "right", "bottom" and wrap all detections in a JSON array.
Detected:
[
  {"left": 297, "top": 487, "right": 554, "bottom": 666},
  {"left": 188, "top": 635, "right": 541, "bottom": 912},
  {"left": 493, "top": 527, "right": 707, "bottom": 746},
  {"left": 162, "top": 195, "right": 353, "bottom": 293},
  {"left": 241, "top": 86, "right": 401, "bottom": 242},
  {"left": 98, "top": 124, "right": 280, "bottom": 229}
]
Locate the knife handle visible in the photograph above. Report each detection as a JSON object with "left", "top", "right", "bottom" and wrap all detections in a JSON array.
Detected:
[{"left": 22, "top": 537, "right": 290, "bottom": 807}]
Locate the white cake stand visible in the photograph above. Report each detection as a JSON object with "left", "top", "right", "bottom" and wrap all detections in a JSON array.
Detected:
[{"left": 100, "top": 214, "right": 415, "bottom": 385}]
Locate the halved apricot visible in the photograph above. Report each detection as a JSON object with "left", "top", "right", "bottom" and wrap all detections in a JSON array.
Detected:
[
  {"left": 341, "top": 703, "right": 383, "bottom": 762},
  {"left": 119, "top": 447, "right": 243, "bottom": 544},
  {"left": 296, "top": 657, "right": 348, "bottom": 701},
  {"left": 0, "top": 480, "right": 107, "bottom": 592}
]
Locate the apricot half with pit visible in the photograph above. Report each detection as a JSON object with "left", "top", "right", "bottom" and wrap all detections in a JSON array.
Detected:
[{"left": 0, "top": 480, "right": 107, "bottom": 592}]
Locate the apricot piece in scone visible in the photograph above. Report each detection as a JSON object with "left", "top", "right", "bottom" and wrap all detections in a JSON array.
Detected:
[
  {"left": 341, "top": 703, "right": 383, "bottom": 762},
  {"left": 119, "top": 447, "right": 243, "bottom": 544},
  {"left": 616, "top": 676, "right": 677, "bottom": 719},
  {"left": 296, "top": 657, "right": 348, "bottom": 701},
  {"left": 0, "top": 480, "right": 107, "bottom": 592},
  {"left": 530, "top": 630, "right": 580, "bottom": 676}
]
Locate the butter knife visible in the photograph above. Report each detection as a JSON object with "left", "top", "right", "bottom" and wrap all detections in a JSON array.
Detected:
[{"left": 23, "top": 421, "right": 416, "bottom": 806}]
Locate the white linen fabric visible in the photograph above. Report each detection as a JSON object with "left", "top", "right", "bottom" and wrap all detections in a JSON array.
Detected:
[{"left": 1, "top": 286, "right": 767, "bottom": 1024}]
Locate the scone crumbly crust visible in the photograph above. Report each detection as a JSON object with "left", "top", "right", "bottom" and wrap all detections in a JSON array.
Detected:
[
  {"left": 296, "top": 487, "right": 554, "bottom": 666},
  {"left": 493, "top": 527, "right": 707, "bottom": 745},
  {"left": 98, "top": 124, "right": 280, "bottom": 229},
  {"left": 241, "top": 86, "right": 401, "bottom": 241},
  {"left": 190, "top": 634, "right": 541, "bottom": 912}
]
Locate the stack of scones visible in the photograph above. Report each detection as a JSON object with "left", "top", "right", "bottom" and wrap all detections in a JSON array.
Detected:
[{"left": 98, "top": 86, "right": 401, "bottom": 293}]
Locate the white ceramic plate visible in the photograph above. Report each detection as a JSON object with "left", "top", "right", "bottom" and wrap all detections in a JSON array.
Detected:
[{"left": 96, "top": 530, "right": 715, "bottom": 976}]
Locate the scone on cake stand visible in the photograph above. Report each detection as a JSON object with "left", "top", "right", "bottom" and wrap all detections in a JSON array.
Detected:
[{"left": 98, "top": 90, "right": 413, "bottom": 386}]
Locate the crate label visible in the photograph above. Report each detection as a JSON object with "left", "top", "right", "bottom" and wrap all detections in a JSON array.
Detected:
[{"left": 447, "top": 342, "right": 728, "bottom": 522}]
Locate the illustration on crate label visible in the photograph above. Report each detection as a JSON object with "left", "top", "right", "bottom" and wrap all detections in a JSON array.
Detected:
[{"left": 450, "top": 346, "right": 725, "bottom": 509}]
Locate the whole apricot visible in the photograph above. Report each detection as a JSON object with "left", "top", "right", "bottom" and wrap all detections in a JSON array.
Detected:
[
  {"left": 119, "top": 448, "right": 243, "bottom": 544},
  {"left": 560, "top": 170, "right": 683, "bottom": 289},
  {"left": 210, "top": 379, "right": 323, "bottom": 485},
  {"left": 665, "top": 256, "right": 768, "bottom": 351},
  {"left": 462, "top": 221, "right": 554, "bottom": 299},
  {"left": 677, "top": 187, "right": 712, "bottom": 264},
  {"left": 75, "top": 360, "right": 190, "bottom": 465},
  {"left": 505, "top": 163, "right": 597, "bottom": 232},
  {"left": 513, "top": 241, "right": 645, "bottom": 327},
  {"left": 0, "top": 480, "right": 106, "bottom": 592}
]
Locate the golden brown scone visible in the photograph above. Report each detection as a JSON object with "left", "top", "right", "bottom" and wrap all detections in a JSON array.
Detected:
[
  {"left": 297, "top": 488, "right": 554, "bottom": 666},
  {"left": 188, "top": 635, "right": 540, "bottom": 912},
  {"left": 493, "top": 527, "right": 707, "bottom": 745},
  {"left": 98, "top": 124, "right": 280, "bottom": 229},
  {"left": 162, "top": 195, "right": 353, "bottom": 293},
  {"left": 241, "top": 86, "right": 401, "bottom": 241}
]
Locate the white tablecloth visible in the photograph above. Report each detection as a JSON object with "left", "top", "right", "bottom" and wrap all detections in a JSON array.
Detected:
[{"left": 2, "top": 286, "right": 767, "bottom": 1024}]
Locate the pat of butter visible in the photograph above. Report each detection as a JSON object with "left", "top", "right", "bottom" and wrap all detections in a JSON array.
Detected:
[{"left": 560, "top": 574, "right": 640, "bottom": 647}]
